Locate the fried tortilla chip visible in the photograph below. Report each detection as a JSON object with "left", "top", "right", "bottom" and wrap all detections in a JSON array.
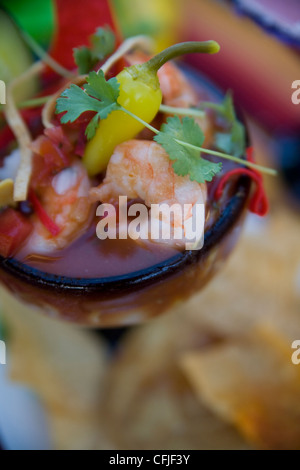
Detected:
[
  {"left": 180, "top": 333, "right": 300, "bottom": 450},
  {"left": 99, "top": 311, "right": 249, "bottom": 450}
]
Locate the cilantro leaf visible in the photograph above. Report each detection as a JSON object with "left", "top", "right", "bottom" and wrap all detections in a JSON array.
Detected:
[
  {"left": 215, "top": 92, "right": 246, "bottom": 158},
  {"left": 55, "top": 70, "right": 121, "bottom": 139},
  {"left": 222, "top": 91, "right": 236, "bottom": 122},
  {"left": 90, "top": 27, "right": 116, "bottom": 61},
  {"left": 0, "top": 314, "right": 9, "bottom": 342},
  {"left": 155, "top": 116, "right": 222, "bottom": 183},
  {"left": 231, "top": 120, "right": 246, "bottom": 156},
  {"left": 86, "top": 113, "right": 102, "bottom": 141},
  {"left": 156, "top": 115, "right": 204, "bottom": 148},
  {"left": 214, "top": 132, "right": 232, "bottom": 154},
  {"left": 74, "top": 47, "right": 95, "bottom": 75},
  {"left": 56, "top": 84, "right": 102, "bottom": 123},
  {"left": 84, "top": 72, "right": 120, "bottom": 110},
  {"left": 74, "top": 27, "right": 116, "bottom": 74},
  {"left": 215, "top": 120, "right": 246, "bottom": 158}
]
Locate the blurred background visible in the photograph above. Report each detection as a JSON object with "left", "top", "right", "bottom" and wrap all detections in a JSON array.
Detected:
[{"left": 0, "top": 0, "right": 299, "bottom": 450}]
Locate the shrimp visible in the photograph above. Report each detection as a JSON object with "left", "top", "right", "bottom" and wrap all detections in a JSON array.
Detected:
[
  {"left": 126, "top": 51, "right": 213, "bottom": 145},
  {"left": 24, "top": 162, "right": 92, "bottom": 254},
  {"left": 158, "top": 62, "right": 214, "bottom": 146},
  {"left": 158, "top": 62, "right": 199, "bottom": 108},
  {"left": 90, "top": 140, "right": 207, "bottom": 248}
]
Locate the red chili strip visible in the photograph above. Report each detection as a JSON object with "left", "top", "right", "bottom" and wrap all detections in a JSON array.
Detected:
[
  {"left": 214, "top": 147, "right": 269, "bottom": 216},
  {"left": 29, "top": 190, "right": 61, "bottom": 236},
  {"left": 246, "top": 146, "right": 255, "bottom": 164}
]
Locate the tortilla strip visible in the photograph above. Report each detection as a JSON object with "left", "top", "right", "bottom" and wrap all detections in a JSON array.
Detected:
[
  {"left": 4, "top": 61, "right": 44, "bottom": 202},
  {"left": 100, "top": 35, "right": 154, "bottom": 75},
  {"left": 0, "top": 179, "right": 14, "bottom": 208},
  {"left": 42, "top": 75, "right": 87, "bottom": 129}
]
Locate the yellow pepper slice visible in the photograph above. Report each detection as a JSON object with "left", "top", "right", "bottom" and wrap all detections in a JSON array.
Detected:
[{"left": 83, "top": 70, "right": 162, "bottom": 176}]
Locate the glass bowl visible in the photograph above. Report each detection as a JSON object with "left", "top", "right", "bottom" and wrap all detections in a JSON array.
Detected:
[{"left": 0, "top": 68, "right": 251, "bottom": 327}]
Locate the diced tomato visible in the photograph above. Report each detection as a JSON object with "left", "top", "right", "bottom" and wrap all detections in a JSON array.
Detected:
[
  {"left": 52, "top": 111, "right": 98, "bottom": 157},
  {"left": 0, "top": 208, "right": 33, "bottom": 258},
  {"left": 31, "top": 127, "right": 72, "bottom": 189},
  {"left": 74, "top": 124, "right": 88, "bottom": 158},
  {"left": 44, "top": 126, "right": 73, "bottom": 156}
]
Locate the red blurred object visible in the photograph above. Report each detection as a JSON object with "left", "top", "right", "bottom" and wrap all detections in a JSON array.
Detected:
[
  {"left": 0, "top": 209, "right": 33, "bottom": 258},
  {"left": 49, "top": 0, "right": 120, "bottom": 70}
]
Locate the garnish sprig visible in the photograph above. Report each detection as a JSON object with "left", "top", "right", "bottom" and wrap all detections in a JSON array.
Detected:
[
  {"left": 74, "top": 27, "right": 116, "bottom": 74},
  {"left": 58, "top": 40, "right": 221, "bottom": 176},
  {"left": 56, "top": 67, "right": 277, "bottom": 182}
]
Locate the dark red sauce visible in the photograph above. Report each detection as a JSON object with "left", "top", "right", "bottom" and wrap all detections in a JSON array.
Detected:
[{"left": 17, "top": 221, "right": 180, "bottom": 278}]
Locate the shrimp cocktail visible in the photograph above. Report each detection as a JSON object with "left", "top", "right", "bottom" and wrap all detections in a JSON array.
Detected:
[{"left": 0, "top": 26, "right": 275, "bottom": 327}]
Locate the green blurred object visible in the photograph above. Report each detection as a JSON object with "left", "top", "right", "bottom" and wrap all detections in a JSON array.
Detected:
[
  {"left": 0, "top": 313, "right": 8, "bottom": 342},
  {"left": 0, "top": 10, "right": 38, "bottom": 102},
  {"left": 0, "top": 0, "right": 55, "bottom": 46}
]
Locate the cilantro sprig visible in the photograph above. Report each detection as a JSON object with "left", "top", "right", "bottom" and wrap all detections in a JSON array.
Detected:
[
  {"left": 154, "top": 116, "right": 221, "bottom": 183},
  {"left": 56, "top": 70, "right": 120, "bottom": 139},
  {"left": 55, "top": 70, "right": 277, "bottom": 182},
  {"left": 74, "top": 27, "right": 116, "bottom": 74},
  {"left": 200, "top": 92, "right": 246, "bottom": 158},
  {"left": 159, "top": 93, "right": 246, "bottom": 159}
]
